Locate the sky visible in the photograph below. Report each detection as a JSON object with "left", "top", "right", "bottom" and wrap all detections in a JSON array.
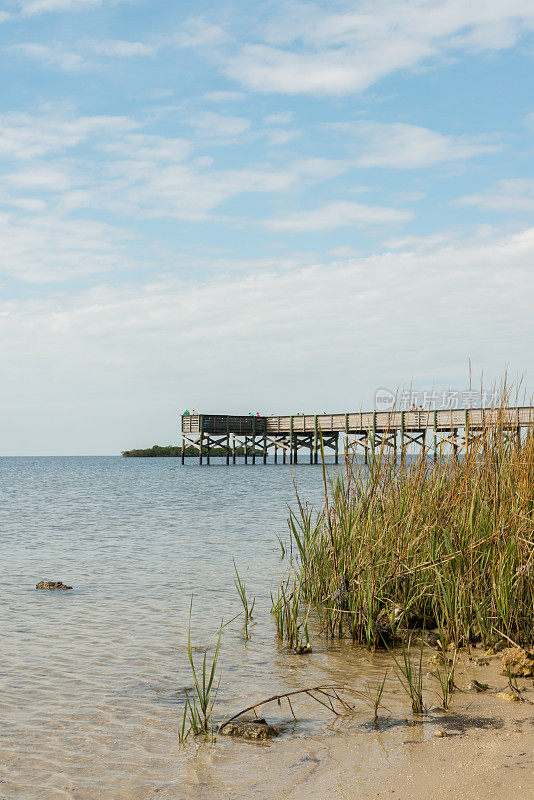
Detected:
[{"left": 0, "top": 0, "right": 533, "bottom": 454}]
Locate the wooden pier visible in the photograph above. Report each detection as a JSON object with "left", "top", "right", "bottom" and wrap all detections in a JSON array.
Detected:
[{"left": 181, "top": 407, "right": 534, "bottom": 465}]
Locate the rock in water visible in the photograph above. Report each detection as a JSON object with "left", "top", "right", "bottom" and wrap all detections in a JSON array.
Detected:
[
  {"left": 220, "top": 720, "right": 278, "bottom": 739},
  {"left": 294, "top": 643, "right": 312, "bottom": 655},
  {"left": 501, "top": 647, "right": 534, "bottom": 678},
  {"left": 36, "top": 580, "right": 72, "bottom": 590}
]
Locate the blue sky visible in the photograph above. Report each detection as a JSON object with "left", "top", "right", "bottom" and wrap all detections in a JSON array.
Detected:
[{"left": 0, "top": 0, "right": 533, "bottom": 454}]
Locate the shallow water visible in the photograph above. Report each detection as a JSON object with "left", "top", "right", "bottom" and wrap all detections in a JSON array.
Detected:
[{"left": 1, "top": 457, "right": 438, "bottom": 800}]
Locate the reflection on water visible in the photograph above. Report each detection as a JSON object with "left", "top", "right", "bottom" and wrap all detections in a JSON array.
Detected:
[{"left": 1, "top": 457, "right": 432, "bottom": 800}]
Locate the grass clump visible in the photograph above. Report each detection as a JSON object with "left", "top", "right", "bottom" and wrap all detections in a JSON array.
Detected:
[
  {"left": 271, "top": 573, "right": 311, "bottom": 651},
  {"left": 233, "top": 560, "right": 255, "bottom": 640},
  {"left": 283, "top": 413, "right": 534, "bottom": 651},
  {"left": 388, "top": 635, "right": 426, "bottom": 714},
  {"left": 179, "top": 601, "right": 223, "bottom": 744}
]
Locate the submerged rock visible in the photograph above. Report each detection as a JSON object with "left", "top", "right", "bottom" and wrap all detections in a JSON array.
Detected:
[
  {"left": 501, "top": 647, "right": 534, "bottom": 678},
  {"left": 36, "top": 580, "right": 72, "bottom": 590},
  {"left": 294, "top": 643, "right": 312, "bottom": 655},
  {"left": 219, "top": 719, "right": 278, "bottom": 739}
]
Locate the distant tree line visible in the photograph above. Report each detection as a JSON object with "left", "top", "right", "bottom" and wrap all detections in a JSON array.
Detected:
[{"left": 121, "top": 444, "right": 263, "bottom": 457}]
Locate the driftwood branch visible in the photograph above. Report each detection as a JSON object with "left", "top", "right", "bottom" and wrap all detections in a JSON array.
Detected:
[{"left": 219, "top": 685, "right": 351, "bottom": 729}]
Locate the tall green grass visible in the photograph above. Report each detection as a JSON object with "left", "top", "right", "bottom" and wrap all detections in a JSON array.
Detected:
[
  {"left": 179, "top": 601, "right": 223, "bottom": 743},
  {"left": 281, "top": 417, "right": 534, "bottom": 651},
  {"left": 233, "top": 560, "right": 255, "bottom": 640}
]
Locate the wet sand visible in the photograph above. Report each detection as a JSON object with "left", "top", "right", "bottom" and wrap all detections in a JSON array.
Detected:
[
  {"left": 172, "top": 649, "right": 534, "bottom": 800},
  {"left": 310, "top": 660, "right": 533, "bottom": 800}
]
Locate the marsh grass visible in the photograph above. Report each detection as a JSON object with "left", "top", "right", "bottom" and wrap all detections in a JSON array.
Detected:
[
  {"left": 357, "top": 671, "right": 389, "bottom": 720},
  {"left": 281, "top": 407, "right": 534, "bottom": 652},
  {"left": 179, "top": 601, "right": 223, "bottom": 744},
  {"left": 271, "top": 573, "right": 311, "bottom": 650},
  {"left": 233, "top": 560, "right": 255, "bottom": 640},
  {"left": 434, "top": 652, "right": 457, "bottom": 709},
  {"left": 388, "top": 635, "right": 426, "bottom": 714},
  {"left": 505, "top": 663, "right": 521, "bottom": 695}
]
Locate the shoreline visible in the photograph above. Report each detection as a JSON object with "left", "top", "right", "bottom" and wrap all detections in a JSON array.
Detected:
[{"left": 278, "top": 651, "right": 534, "bottom": 800}]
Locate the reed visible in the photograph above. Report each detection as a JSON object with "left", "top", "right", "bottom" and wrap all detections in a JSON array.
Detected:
[
  {"left": 179, "top": 601, "right": 223, "bottom": 744},
  {"left": 388, "top": 635, "right": 426, "bottom": 714},
  {"left": 233, "top": 560, "right": 255, "bottom": 640},
  {"left": 282, "top": 408, "right": 534, "bottom": 651},
  {"left": 357, "top": 671, "right": 389, "bottom": 720},
  {"left": 271, "top": 573, "right": 311, "bottom": 650},
  {"left": 434, "top": 652, "right": 457, "bottom": 710}
]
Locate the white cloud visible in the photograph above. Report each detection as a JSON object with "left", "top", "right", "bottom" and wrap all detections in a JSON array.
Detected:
[
  {"left": 261, "top": 112, "right": 299, "bottom": 146},
  {"left": 100, "top": 132, "right": 191, "bottom": 162},
  {"left": 0, "top": 111, "right": 352, "bottom": 248},
  {"left": 220, "top": 1, "right": 534, "bottom": 95},
  {"left": 107, "top": 162, "right": 298, "bottom": 221},
  {"left": 10, "top": 42, "right": 86, "bottom": 70},
  {"left": 89, "top": 39, "right": 156, "bottom": 57},
  {"left": 2, "top": 165, "right": 72, "bottom": 191},
  {"left": 1, "top": 224, "right": 533, "bottom": 453},
  {"left": 264, "top": 112, "right": 294, "bottom": 125},
  {"left": 347, "top": 122, "right": 500, "bottom": 168},
  {"left": 0, "top": 112, "right": 138, "bottom": 158},
  {"left": 9, "top": 37, "right": 156, "bottom": 70},
  {"left": 265, "top": 128, "right": 300, "bottom": 146},
  {"left": 224, "top": 44, "right": 379, "bottom": 95},
  {"left": 20, "top": 0, "right": 123, "bottom": 15},
  {"left": 0, "top": 211, "right": 138, "bottom": 282},
  {"left": 186, "top": 111, "right": 251, "bottom": 139},
  {"left": 174, "top": 17, "right": 229, "bottom": 48},
  {"left": 203, "top": 91, "right": 246, "bottom": 103},
  {"left": 457, "top": 179, "right": 534, "bottom": 212},
  {"left": 292, "top": 157, "right": 348, "bottom": 181},
  {"left": 95, "top": 137, "right": 350, "bottom": 221},
  {"left": 265, "top": 199, "right": 412, "bottom": 231}
]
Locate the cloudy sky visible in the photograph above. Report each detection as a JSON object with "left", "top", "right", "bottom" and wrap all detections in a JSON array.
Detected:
[{"left": 0, "top": 0, "right": 533, "bottom": 454}]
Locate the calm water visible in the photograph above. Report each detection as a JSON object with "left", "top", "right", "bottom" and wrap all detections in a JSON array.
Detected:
[{"left": 1, "top": 457, "right": 436, "bottom": 800}]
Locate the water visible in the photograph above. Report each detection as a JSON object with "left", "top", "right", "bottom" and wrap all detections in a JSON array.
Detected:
[{"left": 1, "top": 457, "right": 435, "bottom": 800}]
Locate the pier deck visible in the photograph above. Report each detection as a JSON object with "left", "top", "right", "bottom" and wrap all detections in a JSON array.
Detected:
[{"left": 181, "top": 407, "right": 534, "bottom": 464}]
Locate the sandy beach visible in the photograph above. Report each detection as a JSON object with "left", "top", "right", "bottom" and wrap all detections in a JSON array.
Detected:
[{"left": 275, "top": 652, "right": 534, "bottom": 800}]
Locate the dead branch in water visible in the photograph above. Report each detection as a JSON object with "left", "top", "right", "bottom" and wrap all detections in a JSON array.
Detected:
[{"left": 219, "top": 685, "right": 355, "bottom": 729}]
